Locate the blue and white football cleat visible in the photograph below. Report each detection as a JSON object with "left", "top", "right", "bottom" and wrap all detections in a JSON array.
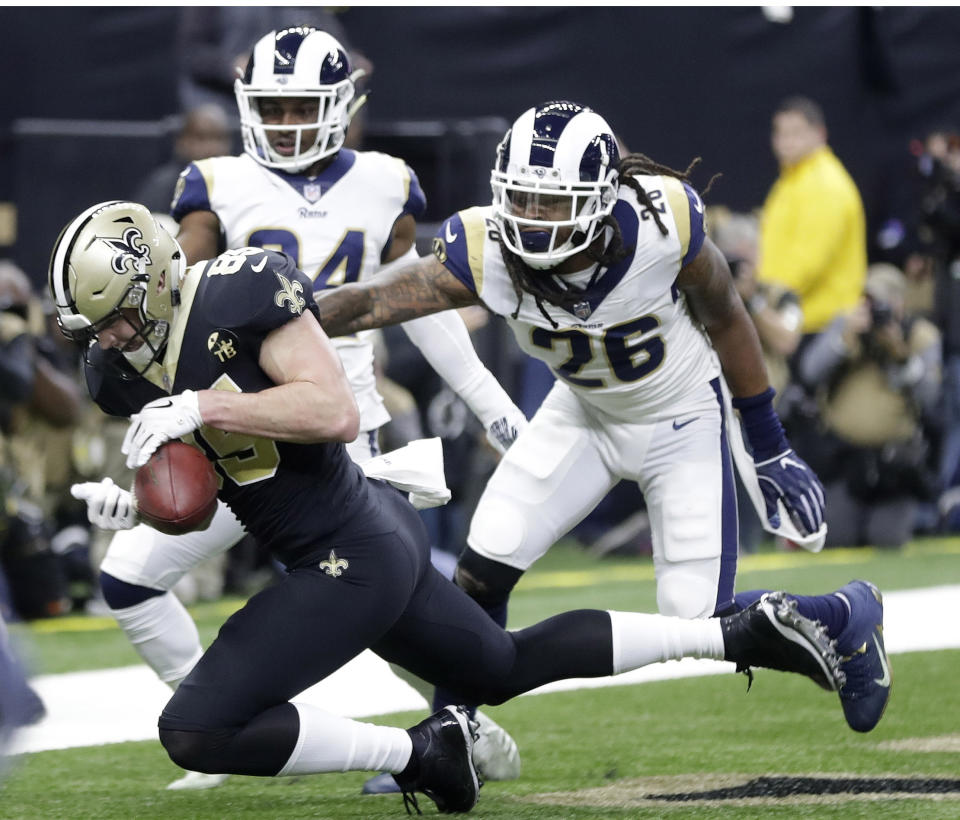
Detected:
[{"left": 832, "top": 580, "right": 892, "bottom": 733}]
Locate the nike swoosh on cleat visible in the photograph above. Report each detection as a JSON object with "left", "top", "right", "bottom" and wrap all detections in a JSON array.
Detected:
[
  {"left": 873, "top": 634, "right": 891, "bottom": 687},
  {"left": 672, "top": 416, "right": 699, "bottom": 431}
]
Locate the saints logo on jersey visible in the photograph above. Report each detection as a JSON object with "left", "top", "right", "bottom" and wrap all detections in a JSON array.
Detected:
[
  {"left": 319, "top": 550, "right": 349, "bottom": 577},
  {"left": 274, "top": 272, "right": 305, "bottom": 315}
]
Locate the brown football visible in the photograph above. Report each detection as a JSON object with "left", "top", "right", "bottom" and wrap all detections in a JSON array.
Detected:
[{"left": 133, "top": 441, "right": 219, "bottom": 535}]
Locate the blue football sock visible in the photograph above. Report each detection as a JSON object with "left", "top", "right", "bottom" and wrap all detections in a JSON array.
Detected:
[{"left": 734, "top": 588, "right": 850, "bottom": 639}]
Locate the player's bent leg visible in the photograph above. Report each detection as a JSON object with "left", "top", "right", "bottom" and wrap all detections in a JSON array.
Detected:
[
  {"left": 160, "top": 485, "right": 431, "bottom": 777},
  {"left": 100, "top": 501, "right": 246, "bottom": 789}
]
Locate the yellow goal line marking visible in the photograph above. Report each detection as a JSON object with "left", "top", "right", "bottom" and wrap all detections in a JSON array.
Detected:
[{"left": 23, "top": 541, "right": 960, "bottom": 632}]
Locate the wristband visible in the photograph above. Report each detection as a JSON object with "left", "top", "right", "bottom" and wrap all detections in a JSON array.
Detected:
[{"left": 731, "top": 387, "right": 787, "bottom": 460}]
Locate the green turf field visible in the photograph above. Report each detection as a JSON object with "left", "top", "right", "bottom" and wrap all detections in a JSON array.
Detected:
[{"left": 3, "top": 539, "right": 959, "bottom": 819}]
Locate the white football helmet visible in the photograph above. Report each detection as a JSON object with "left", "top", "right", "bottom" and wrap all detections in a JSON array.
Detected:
[
  {"left": 491, "top": 101, "right": 620, "bottom": 270},
  {"left": 235, "top": 26, "right": 358, "bottom": 172},
  {"left": 48, "top": 201, "right": 184, "bottom": 376}
]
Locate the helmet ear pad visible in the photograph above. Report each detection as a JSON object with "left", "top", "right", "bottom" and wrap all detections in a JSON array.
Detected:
[{"left": 491, "top": 101, "right": 620, "bottom": 270}]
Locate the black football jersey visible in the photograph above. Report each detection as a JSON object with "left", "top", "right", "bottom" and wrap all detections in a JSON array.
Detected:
[{"left": 88, "top": 248, "right": 371, "bottom": 567}]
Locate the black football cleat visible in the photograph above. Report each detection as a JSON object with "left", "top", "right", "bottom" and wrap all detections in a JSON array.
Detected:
[
  {"left": 721, "top": 591, "right": 845, "bottom": 691},
  {"left": 394, "top": 705, "right": 480, "bottom": 814}
]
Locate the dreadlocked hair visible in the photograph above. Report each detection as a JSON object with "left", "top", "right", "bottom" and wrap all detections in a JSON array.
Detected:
[
  {"left": 618, "top": 153, "right": 720, "bottom": 237},
  {"left": 493, "top": 212, "right": 631, "bottom": 328},
  {"left": 494, "top": 154, "right": 719, "bottom": 328}
]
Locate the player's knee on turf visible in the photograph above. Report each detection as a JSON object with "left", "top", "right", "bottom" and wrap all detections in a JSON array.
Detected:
[
  {"left": 159, "top": 727, "right": 223, "bottom": 774},
  {"left": 455, "top": 549, "right": 524, "bottom": 609}
]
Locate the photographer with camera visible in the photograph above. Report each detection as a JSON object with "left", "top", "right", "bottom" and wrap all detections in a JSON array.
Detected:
[
  {"left": 907, "top": 129, "right": 960, "bottom": 516},
  {"left": 0, "top": 260, "right": 88, "bottom": 620},
  {"left": 795, "top": 264, "right": 942, "bottom": 548}
]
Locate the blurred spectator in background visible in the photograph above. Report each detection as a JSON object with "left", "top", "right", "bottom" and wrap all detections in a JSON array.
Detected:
[
  {"left": 134, "top": 104, "right": 232, "bottom": 214},
  {"left": 711, "top": 208, "right": 803, "bottom": 401},
  {"left": 795, "top": 263, "right": 941, "bottom": 548},
  {"left": 711, "top": 208, "right": 803, "bottom": 552},
  {"left": 905, "top": 128, "right": 960, "bottom": 514},
  {"left": 0, "top": 260, "right": 89, "bottom": 620},
  {"left": 757, "top": 96, "right": 867, "bottom": 343}
]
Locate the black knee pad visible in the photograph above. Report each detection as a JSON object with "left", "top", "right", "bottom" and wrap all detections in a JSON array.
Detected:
[
  {"left": 454, "top": 549, "right": 524, "bottom": 608},
  {"left": 99, "top": 571, "right": 165, "bottom": 609},
  {"left": 159, "top": 727, "right": 220, "bottom": 774}
]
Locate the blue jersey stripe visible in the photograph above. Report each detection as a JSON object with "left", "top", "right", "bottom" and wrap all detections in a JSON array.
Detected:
[
  {"left": 681, "top": 182, "right": 706, "bottom": 267},
  {"left": 434, "top": 214, "right": 478, "bottom": 294}
]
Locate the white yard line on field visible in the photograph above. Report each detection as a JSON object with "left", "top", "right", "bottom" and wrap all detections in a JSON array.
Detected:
[{"left": 10, "top": 584, "right": 960, "bottom": 755}]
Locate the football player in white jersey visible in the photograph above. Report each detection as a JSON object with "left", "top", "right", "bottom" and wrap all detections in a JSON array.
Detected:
[
  {"left": 93, "top": 27, "right": 524, "bottom": 791},
  {"left": 315, "top": 101, "right": 892, "bottom": 738}
]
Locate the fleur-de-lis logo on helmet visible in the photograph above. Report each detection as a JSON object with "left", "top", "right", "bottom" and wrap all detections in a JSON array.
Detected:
[
  {"left": 274, "top": 272, "right": 305, "bottom": 315},
  {"left": 101, "top": 227, "right": 152, "bottom": 275}
]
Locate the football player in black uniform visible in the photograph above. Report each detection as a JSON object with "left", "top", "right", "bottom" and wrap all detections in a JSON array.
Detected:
[{"left": 54, "top": 201, "right": 845, "bottom": 814}]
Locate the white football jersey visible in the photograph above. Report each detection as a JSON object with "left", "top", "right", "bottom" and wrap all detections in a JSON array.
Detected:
[
  {"left": 172, "top": 149, "right": 426, "bottom": 430},
  {"left": 434, "top": 174, "right": 719, "bottom": 422}
]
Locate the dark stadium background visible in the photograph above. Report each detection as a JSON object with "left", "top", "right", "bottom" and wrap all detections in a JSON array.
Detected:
[{"left": 2, "top": 6, "right": 960, "bottom": 289}]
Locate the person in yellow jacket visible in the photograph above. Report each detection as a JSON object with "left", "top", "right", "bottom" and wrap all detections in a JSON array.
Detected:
[{"left": 758, "top": 97, "right": 867, "bottom": 335}]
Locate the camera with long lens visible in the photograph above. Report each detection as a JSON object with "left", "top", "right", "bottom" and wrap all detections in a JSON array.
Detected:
[{"left": 867, "top": 294, "right": 894, "bottom": 328}]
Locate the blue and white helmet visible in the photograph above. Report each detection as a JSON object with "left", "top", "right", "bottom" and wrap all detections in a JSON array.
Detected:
[
  {"left": 235, "top": 27, "right": 357, "bottom": 172},
  {"left": 491, "top": 101, "right": 620, "bottom": 270}
]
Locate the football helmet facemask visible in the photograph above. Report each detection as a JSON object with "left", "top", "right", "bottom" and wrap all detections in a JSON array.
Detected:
[
  {"left": 236, "top": 26, "right": 360, "bottom": 172},
  {"left": 491, "top": 101, "right": 620, "bottom": 270},
  {"left": 48, "top": 201, "right": 183, "bottom": 377}
]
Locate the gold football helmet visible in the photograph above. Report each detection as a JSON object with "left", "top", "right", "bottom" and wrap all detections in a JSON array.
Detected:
[{"left": 48, "top": 200, "right": 184, "bottom": 375}]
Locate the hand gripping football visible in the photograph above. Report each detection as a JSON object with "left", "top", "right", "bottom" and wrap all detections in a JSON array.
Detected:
[{"left": 132, "top": 441, "right": 218, "bottom": 535}]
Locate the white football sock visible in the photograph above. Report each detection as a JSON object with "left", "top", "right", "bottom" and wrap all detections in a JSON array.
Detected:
[
  {"left": 607, "top": 610, "right": 725, "bottom": 674},
  {"left": 278, "top": 702, "right": 412, "bottom": 776},
  {"left": 110, "top": 593, "right": 203, "bottom": 688}
]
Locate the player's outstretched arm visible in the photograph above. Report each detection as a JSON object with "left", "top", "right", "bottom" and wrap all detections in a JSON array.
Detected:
[
  {"left": 400, "top": 310, "right": 527, "bottom": 454},
  {"left": 316, "top": 254, "right": 477, "bottom": 337}
]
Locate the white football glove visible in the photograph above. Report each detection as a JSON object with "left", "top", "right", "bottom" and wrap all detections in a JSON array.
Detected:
[
  {"left": 122, "top": 389, "right": 204, "bottom": 469},
  {"left": 484, "top": 406, "right": 528, "bottom": 455},
  {"left": 71, "top": 478, "right": 137, "bottom": 530}
]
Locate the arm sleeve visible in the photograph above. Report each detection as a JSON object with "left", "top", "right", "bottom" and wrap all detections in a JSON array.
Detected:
[{"left": 382, "top": 245, "right": 519, "bottom": 426}]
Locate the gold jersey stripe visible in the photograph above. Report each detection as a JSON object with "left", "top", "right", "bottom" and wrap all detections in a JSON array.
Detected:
[
  {"left": 194, "top": 158, "right": 217, "bottom": 199},
  {"left": 662, "top": 176, "right": 691, "bottom": 260},
  {"left": 459, "top": 206, "right": 489, "bottom": 294}
]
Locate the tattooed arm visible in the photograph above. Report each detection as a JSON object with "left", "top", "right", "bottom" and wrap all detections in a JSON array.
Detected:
[{"left": 316, "top": 254, "right": 479, "bottom": 337}]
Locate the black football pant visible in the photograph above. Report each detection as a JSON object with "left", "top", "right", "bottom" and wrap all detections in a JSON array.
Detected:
[{"left": 158, "top": 481, "right": 612, "bottom": 775}]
